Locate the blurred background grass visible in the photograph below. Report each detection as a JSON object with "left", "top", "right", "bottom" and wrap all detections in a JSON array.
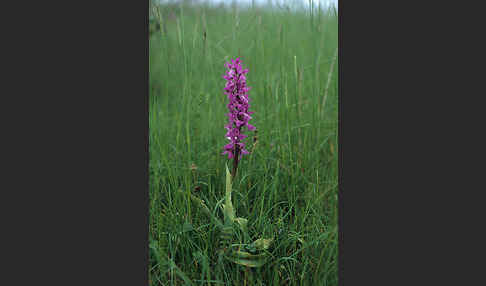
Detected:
[{"left": 149, "top": 0, "right": 338, "bottom": 284}]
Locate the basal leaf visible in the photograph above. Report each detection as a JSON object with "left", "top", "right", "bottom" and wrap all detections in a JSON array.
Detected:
[
  {"left": 223, "top": 164, "right": 235, "bottom": 223},
  {"left": 251, "top": 238, "right": 274, "bottom": 251}
]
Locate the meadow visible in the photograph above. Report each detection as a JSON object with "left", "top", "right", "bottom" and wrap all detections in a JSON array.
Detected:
[{"left": 149, "top": 2, "right": 338, "bottom": 285}]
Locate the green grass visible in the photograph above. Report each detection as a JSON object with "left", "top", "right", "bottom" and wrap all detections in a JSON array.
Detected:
[{"left": 149, "top": 2, "right": 338, "bottom": 285}]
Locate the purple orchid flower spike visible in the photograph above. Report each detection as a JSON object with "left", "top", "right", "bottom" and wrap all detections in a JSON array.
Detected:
[{"left": 221, "top": 57, "right": 255, "bottom": 178}]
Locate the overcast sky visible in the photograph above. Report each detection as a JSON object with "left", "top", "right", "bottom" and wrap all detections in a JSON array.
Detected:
[
  {"left": 207, "top": 0, "right": 337, "bottom": 6},
  {"left": 159, "top": 0, "right": 338, "bottom": 9}
]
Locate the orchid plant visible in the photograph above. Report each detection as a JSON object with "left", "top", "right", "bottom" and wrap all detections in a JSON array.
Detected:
[{"left": 185, "top": 58, "right": 273, "bottom": 269}]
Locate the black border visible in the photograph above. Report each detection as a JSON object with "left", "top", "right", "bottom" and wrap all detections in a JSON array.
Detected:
[{"left": 15, "top": 0, "right": 150, "bottom": 284}]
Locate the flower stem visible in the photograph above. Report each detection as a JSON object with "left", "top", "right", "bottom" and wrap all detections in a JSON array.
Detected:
[{"left": 232, "top": 144, "right": 240, "bottom": 178}]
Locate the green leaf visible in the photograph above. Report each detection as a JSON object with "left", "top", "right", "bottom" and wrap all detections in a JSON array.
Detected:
[
  {"left": 223, "top": 164, "right": 235, "bottom": 224},
  {"left": 234, "top": 217, "right": 248, "bottom": 231},
  {"left": 227, "top": 249, "right": 268, "bottom": 259},
  {"left": 225, "top": 252, "right": 268, "bottom": 268},
  {"left": 225, "top": 163, "right": 232, "bottom": 202},
  {"left": 251, "top": 238, "right": 274, "bottom": 251}
]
